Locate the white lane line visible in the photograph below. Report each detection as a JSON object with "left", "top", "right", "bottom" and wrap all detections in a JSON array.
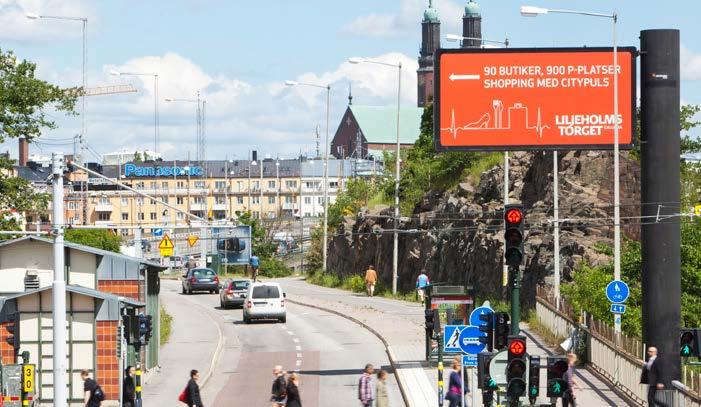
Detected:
[
  {"left": 287, "top": 331, "right": 294, "bottom": 336},
  {"left": 293, "top": 338, "right": 300, "bottom": 343},
  {"left": 296, "top": 346, "right": 302, "bottom": 351},
  {"left": 297, "top": 353, "right": 303, "bottom": 358},
  {"left": 296, "top": 360, "right": 302, "bottom": 366}
]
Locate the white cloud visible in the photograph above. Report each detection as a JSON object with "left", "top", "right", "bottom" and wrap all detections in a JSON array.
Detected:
[
  {"left": 16, "top": 51, "right": 420, "bottom": 161},
  {"left": 0, "top": 0, "right": 96, "bottom": 43},
  {"left": 340, "top": 0, "right": 463, "bottom": 39},
  {"left": 681, "top": 45, "right": 701, "bottom": 80}
]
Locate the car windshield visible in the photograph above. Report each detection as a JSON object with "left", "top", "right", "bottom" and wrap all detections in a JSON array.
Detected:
[
  {"left": 232, "top": 281, "right": 249, "bottom": 290},
  {"left": 251, "top": 285, "right": 280, "bottom": 299},
  {"left": 192, "top": 269, "right": 215, "bottom": 277}
]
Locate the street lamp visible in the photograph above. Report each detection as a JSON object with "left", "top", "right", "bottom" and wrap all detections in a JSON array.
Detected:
[
  {"left": 111, "top": 70, "right": 159, "bottom": 154},
  {"left": 520, "top": 5, "right": 620, "bottom": 333},
  {"left": 27, "top": 12, "right": 87, "bottom": 165},
  {"left": 445, "top": 34, "right": 509, "bottom": 48},
  {"left": 275, "top": 161, "right": 281, "bottom": 217},
  {"left": 285, "top": 80, "right": 331, "bottom": 271},
  {"left": 348, "top": 56, "right": 402, "bottom": 295},
  {"left": 164, "top": 92, "right": 205, "bottom": 162},
  {"left": 250, "top": 158, "right": 257, "bottom": 217}
]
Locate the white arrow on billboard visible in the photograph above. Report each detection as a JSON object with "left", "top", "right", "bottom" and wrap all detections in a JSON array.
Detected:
[
  {"left": 446, "top": 327, "right": 462, "bottom": 349},
  {"left": 449, "top": 73, "right": 481, "bottom": 81}
]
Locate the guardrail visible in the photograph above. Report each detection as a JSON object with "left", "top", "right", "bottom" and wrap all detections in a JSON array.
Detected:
[{"left": 536, "top": 286, "right": 701, "bottom": 407}]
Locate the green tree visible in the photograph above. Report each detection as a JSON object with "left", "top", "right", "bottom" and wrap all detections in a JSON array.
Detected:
[
  {"left": 65, "top": 228, "right": 122, "bottom": 253},
  {"left": 133, "top": 151, "right": 143, "bottom": 162}
]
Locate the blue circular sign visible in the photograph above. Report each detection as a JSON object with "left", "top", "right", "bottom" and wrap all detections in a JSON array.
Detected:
[
  {"left": 606, "top": 280, "right": 630, "bottom": 303},
  {"left": 469, "top": 306, "right": 494, "bottom": 327},
  {"left": 458, "top": 325, "right": 486, "bottom": 355}
]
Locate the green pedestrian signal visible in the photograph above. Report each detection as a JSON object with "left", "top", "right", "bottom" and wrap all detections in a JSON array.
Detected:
[
  {"left": 552, "top": 381, "right": 563, "bottom": 395},
  {"left": 487, "top": 378, "right": 498, "bottom": 390},
  {"left": 682, "top": 344, "right": 692, "bottom": 356},
  {"left": 680, "top": 329, "right": 699, "bottom": 357},
  {"left": 530, "top": 386, "right": 538, "bottom": 396}
]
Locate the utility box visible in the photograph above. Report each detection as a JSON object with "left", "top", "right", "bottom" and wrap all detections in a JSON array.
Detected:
[{"left": 2, "top": 364, "right": 22, "bottom": 407}]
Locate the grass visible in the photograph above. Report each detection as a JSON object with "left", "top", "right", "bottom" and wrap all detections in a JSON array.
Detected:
[
  {"left": 306, "top": 271, "right": 421, "bottom": 303},
  {"left": 367, "top": 191, "right": 392, "bottom": 209},
  {"left": 526, "top": 311, "right": 567, "bottom": 350},
  {"left": 160, "top": 305, "right": 173, "bottom": 346},
  {"left": 466, "top": 152, "right": 504, "bottom": 185}
]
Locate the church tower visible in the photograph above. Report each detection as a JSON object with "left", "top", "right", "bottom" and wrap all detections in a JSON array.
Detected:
[
  {"left": 417, "top": 0, "right": 440, "bottom": 107},
  {"left": 462, "top": 0, "right": 482, "bottom": 48}
]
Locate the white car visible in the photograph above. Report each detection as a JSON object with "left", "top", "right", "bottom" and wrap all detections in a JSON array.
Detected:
[{"left": 243, "top": 282, "right": 286, "bottom": 324}]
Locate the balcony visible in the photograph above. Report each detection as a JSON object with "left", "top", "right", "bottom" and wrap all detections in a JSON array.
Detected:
[
  {"left": 94, "top": 203, "right": 113, "bottom": 212},
  {"left": 212, "top": 203, "right": 227, "bottom": 211},
  {"left": 190, "top": 203, "right": 206, "bottom": 211},
  {"left": 282, "top": 203, "right": 298, "bottom": 210}
]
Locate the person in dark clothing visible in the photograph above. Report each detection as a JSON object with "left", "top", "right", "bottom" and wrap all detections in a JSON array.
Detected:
[
  {"left": 562, "top": 353, "right": 582, "bottom": 407},
  {"left": 271, "top": 365, "right": 287, "bottom": 406},
  {"left": 123, "top": 366, "right": 136, "bottom": 407},
  {"left": 445, "top": 359, "right": 468, "bottom": 407},
  {"left": 285, "top": 372, "right": 302, "bottom": 407},
  {"left": 81, "top": 369, "right": 102, "bottom": 407},
  {"left": 640, "top": 347, "right": 667, "bottom": 407},
  {"left": 185, "top": 369, "right": 204, "bottom": 407}
]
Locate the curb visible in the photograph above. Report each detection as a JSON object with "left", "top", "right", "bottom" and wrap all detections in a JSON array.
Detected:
[{"left": 286, "top": 298, "right": 412, "bottom": 407}]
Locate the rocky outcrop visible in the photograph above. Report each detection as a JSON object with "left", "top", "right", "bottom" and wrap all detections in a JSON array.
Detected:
[{"left": 327, "top": 151, "right": 640, "bottom": 306}]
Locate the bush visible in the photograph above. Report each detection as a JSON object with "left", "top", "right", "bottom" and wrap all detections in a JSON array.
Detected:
[
  {"left": 259, "top": 258, "right": 293, "bottom": 278},
  {"left": 343, "top": 275, "right": 366, "bottom": 293}
]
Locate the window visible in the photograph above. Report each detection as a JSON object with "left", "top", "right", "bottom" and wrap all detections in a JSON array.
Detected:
[
  {"left": 252, "top": 196, "right": 260, "bottom": 204},
  {"left": 121, "top": 229, "right": 129, "bottom": 236},
  {"left": 215, "top": 196, "right": 225, "bottom": 204},
  {"left": 121, "top": 213, "right": 129, "bottom": 221},
  {"left": 194, "top": 196, "right": 205, "bottom": 204},
  {"left": 318, "top": 197, "right": 324, "bottom": 205},
  {"left": 138, "top": 213, "right": 145, "bottom": 221},
  {"left": 135, "top": 182, "right": 144, "bottom": 190},
  {"left": 237, "top": 181, "right": 243, "bottom": 191},
  {"left": 237, "top": 197, "right": 244, "bottom": 204},
  {"left": 268, "top": 180, "right": 276, "bottom": 189},
  {"left": 67, "top": 201, "right": 79, "bottom": 210},
  {"left": 136, "top": 197, "right": 144, "bottom": 206},
  {"left": 305, "top": 181, "right": 315, "bottom": 189},
  {"left": 251, "top": 285, "right": 280, "bottom": 299},
  {"left": 285, "top": 196, "right": 295, "bottom": 204},
  {"left": 215, "top": 181, "right": 226, "bottom": 189},
  {"left": 98, "top": 196, "right": 109, "bottom": 205},
  {"left": 150, "top": 181, "right": 157, "bottom": 189},
  {"left": 97, "top": 212, "right": 110, "bottom": 221},
  {"left": 329, "top": 181, "right": 338, "bottom": 188},
  {"left": 177, "top": 197, "right": 184, "bottom": 205},
  {"left": 252, "top": 181, "right": 260, "bottom": 189},
  {"left": 252, "top": 211, "right": 260, "bottom": 219},
  {"left": 121, "top": 197, "right": 129, "bottom": 206},
  {"left": 176, "top": 212, "right": 184, "bottom": 220},
  {"left": 194, "top": 181, "right": 206, "bottom": 189},
  {"left": 150, "top": 199, "right": 156, "bottom": 205},
  {"left": 162, "top": 196, "right": 169, "bottom": 204},
  {"left": 150, "top": 212, "right": 157, "bottom": 220},
  {"left": 267, "top": 211, "right": 276, "bottom": 219},
  {"left": 268, "top": 196, "right": 275, "bottom": 204},
  {"left": 162, "top": 181, "right": 169, "bottom": 190},
  {"left": 177, "top": 181, "right": 185, "bottom": 189},
  {"left": 286, "top": 180, "right": 297, "bottom": 188},
  {"left": 304, "top": 197, "right": 312, "bottom": 204}
]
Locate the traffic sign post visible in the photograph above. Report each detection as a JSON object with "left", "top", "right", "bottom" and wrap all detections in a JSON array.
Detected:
[
  {"left": 606, "top": 280, "right": 630, "bottom": 303},
  {"left": 187, "top": 235, "right": 199, "bottom": 247},
  {"left": 470, "top": 305, "right": 494, "bottom": 327},
  {"left": 610, "top": 304, "right": 626, "bottom": 314},
  {"left": 152, "top": 228, "right": 164, "bottom": 237},
  {"left": 444, "top": 325, "right": 466, "bottom": 353},
  {"left": 159, "top": 234, "right": 175, "bottom": 257},
  {"left": 458, "top": 325, "right": 487, "bottom": 355}
]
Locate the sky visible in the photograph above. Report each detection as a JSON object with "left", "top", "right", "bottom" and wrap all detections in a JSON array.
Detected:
[{"left": 0, "top": 0, "right": 699, "bottom": 162}]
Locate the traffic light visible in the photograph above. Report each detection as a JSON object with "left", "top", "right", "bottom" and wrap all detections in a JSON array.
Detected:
[
  {"left": 122, "top": 315, "right": 132, "bottom": 345},
  {"left": 680, "top": 329, "right": 701, "bottom": 357},
  {"left": 504, "top": 204, "right": 525, "bottom": 267},
  {"left": 137, "top": 314, "right": 154, "bottom": 344},
  {"left": 144, "top": 315, "right": 153, "bottom": 343},
  {"left": 478, "top": 310, "right": 494, "bottom": 352},
  {"left": 506, "top": 335, "right": 527, "bottom": 400},
  {"left": 477, "top": 352, "right": 498, "bottom": 390},
  {"left": 529, "top": 355, "right": 541, "bottom": 403},
  {"left": 425, "top": 309, "right": 438, "bottom": 338},
  {"left": 4, "top": 312, "right": 20, "bottom": 356},
  {"left": 546, "top": 356, "right": 569, "bottom": 398},
  {"left": 494, "top": 312, "right": 510, "bottom": 350}
]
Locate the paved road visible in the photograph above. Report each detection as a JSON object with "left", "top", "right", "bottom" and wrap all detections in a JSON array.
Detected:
[{"left": 145, "top": 279, "right": 402, "bottom": 406}]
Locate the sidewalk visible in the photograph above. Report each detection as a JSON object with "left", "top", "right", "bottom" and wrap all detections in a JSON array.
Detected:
[{"left": 281, "top": 277, "right": 634, "bottom": 406}]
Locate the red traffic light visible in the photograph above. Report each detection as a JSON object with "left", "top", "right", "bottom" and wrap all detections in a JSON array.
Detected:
[
  {"left": 509, "top": 339, "right": 526, "bottom": 356},
  {"left": 505, "top": 208, "right": 523, "bottom": 224}
]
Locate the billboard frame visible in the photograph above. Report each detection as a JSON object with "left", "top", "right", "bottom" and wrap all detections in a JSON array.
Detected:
[{"left": 433, "top": 46, "right": 638, "bottom": 152}]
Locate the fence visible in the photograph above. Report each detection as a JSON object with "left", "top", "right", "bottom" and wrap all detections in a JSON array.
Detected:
[{"left": 535, "top": 286, "right": 701, "bottom": 407}]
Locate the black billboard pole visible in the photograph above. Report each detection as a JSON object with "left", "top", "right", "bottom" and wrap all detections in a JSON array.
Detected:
[{"left": 640, "top": 29, "right": 681, "bottom": 385}]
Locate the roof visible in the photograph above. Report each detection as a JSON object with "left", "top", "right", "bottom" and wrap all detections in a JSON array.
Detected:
[
  {"left": 0, "top": 235, "right": 165, "bottom": 269},
  {"left": 0, "top": 284, "right": 145, "bottom": 307},
  {"left": 349, "top": 105, "right": 423, "bottom": 145},
  {"left": 13, "top": 165, "right": 51, "bottom": 183}
]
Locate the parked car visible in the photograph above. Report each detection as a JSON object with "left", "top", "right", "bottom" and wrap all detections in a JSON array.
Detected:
[
  {"left": 182, "top": 268, "right": 220, "bottom": 294},
  {"left": 243, "top": 282, "right": 286, "bottom": 323},
  {"left": 219, "top": 278, "right": 252, "bottom": 309}
]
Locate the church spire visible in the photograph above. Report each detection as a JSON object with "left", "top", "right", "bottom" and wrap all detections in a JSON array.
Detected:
[{"left": 417, "top": 0, "right": 440, "bottom": 107}]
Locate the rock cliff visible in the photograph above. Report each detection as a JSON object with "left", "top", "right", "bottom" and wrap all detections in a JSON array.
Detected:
[{"left": 327, "top": 151, "right": 640, "bottom": 305}]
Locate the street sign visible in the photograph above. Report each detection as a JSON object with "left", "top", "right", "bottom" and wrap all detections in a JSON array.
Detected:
[
  {"left": 488, "top": 350, "right": 509, "bottom": 387},
  {"left": 434, "top": 47, "right": 636, "bottom": 151},
  {"left": 606, "top": 280, "right": 630, "bottom": 303},
  {"left": 444, "top": 325, "right": 465, "bottom": 353},
  {"left": 187, "top": 235, "right": 199, "bottom": 247},
  {"left": 23, "top": 364, "right": 34, "bottom": 393},
  {"left": 458, "top": 325, "right": 487, "bottom": 355},
  {"left": 159, "top": 234, "right": 175, "bottom": 257},
  {"left": 470, "top": 305, "right": 494, "bottom": 327},
  {"left": 462, "top": 354, "right": 478, "bottom": 367},
  {"left": 610, "top": 304, "right": 626, "bottom": 314},
  {"left": 153, "top": 228, "right": 164, "bottom": 237}
]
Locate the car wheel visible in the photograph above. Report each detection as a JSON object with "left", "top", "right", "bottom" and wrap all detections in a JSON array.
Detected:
[{"left": 279, "top": 316, "right": 286, "bottom": 323}]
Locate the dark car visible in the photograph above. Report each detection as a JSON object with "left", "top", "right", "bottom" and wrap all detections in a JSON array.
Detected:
[
  {"left": 219, "top": 279, "right": 252, "bottom": 309},
  {"left": 182, "top": 268, "right": 220, "bottom": 294}
]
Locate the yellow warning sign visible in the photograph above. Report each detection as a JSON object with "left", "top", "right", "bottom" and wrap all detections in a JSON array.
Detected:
[
  {"left": 23, "top": 364, "right": 34, "bottom": 393},
  {"left": 159, "top": 247, "right": 173, "bottom": 257},
  {"left": 695, "top": 204, "right": 701, "bottom": 216},
  {"left": 159, "top": 234, "right": 174, "bottom": 249},
  {"left": 187, "top": 235, "right": 199, "bottom": 247}
]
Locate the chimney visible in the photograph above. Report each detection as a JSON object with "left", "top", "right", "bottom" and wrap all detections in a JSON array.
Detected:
[{"left": 18, "top": 137, "right": 28, "bottom": 166}]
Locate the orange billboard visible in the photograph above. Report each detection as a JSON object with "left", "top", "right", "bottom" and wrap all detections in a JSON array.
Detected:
[{"left": 434, "top": 47, "right": 636, "bottom": 151}]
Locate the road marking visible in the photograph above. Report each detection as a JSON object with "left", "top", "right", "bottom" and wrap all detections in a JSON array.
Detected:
[
  {"left": 293, "top": 338, "right": 300, "bottom": 343},
  {"left": 295, "top": 346, "right": 302, "bottom": 351},
  {"left": 296, "top": 360, "right": 302, "bottom": 366},
  {"left": 287, "top": 331, "right": 294, "bottom": 336},
  {"left": 297, "top": 353, "right": 302, "bottom": 358}
]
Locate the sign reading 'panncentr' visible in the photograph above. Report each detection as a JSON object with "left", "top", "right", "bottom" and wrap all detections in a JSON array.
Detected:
[{"left": 433, "top": 47, "right": 637, "bottom": 151}]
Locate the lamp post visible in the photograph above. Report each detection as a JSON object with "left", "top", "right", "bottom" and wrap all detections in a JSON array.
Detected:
[
  {"left": 27, "top": 13, "right": 87, "bottom": 164},
  {"left": 164, "top": 92, "right": 203, "bottom": 162},
  {"left": 276, "top": 161, "right": 281, "bottom": 217},
  {"left": 260, "top": 158, "right": 264, "bottom": 219},
  {"left": 446, "top": 34, "right": 511, "bottom": 287},
  {"left": 285, "top": 80, "right": 331, "bottom": 272},
  {"left": 348, "top": 57, "right": 402, "bottom": 295},
  {"left": 250, "top": 159, "right": 257, "bottom": 217},
  {"left": 111, "top": 70, "right": 159, "bottom": 154},
  {"left": 521, "top": 5, "right": 620, "bottom": 332}
]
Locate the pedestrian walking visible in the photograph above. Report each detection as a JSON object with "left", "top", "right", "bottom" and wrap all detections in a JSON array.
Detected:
[
  {"left": 185, "top": 256, "right": 197, "bottom": 272},
  {"left": 640, "top": 346, "right": 668, "bottom": 407},
  {"left": 562, "top": 353, "right": 582, "bottom": 407},
  {"left": 178, "top": 369, "right": 203, "bottom": 407},
  {"left": 358, "top": 363, "right": 375, "bottom": 406},
  {"left": 271, "top": 365, "right": 287, "bottom": 406},
  {"left": 375, "top": 369, "right": 389, "bottom": 407},
  {"left": 286, "top": 372, "right": 302, "bottom": 407},
  {"left": 416, "top": 270, "right": 430, "bottom": 304},
  {"left": 364, "top": 265, "right": 377, "bottom": 297},
  {"left": 122, "top": 366, "right": 136, "bottom": 407},
  {"left": 81, "top": 369, "right": 104, "bottom": 407},
  {"left": 445, "top": 359, "right": 468, "bottom": 407}
]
